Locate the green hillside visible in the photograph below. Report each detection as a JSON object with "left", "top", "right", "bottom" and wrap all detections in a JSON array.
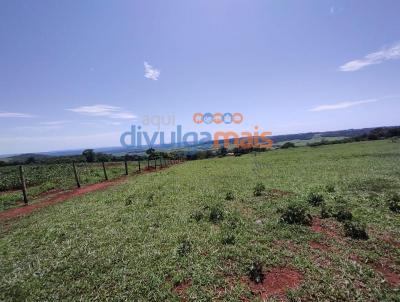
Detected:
[{"left": 1, "top": 140, "right": 400, "bottom": 301}]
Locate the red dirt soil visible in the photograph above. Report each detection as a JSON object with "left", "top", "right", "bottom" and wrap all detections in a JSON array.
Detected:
[
  {"left": 173, "top": 279, "right": 192, "bottom": 301},
  {"left": 372, "top": 259, "right": 400, "bottom": 287},
  {"left": 309, "top": 241, "right": 330, "bottom": 251},
  {"left": 0, "top": 177, "right": 126, "bottom": 221},
  {"left": 311, "top": 217, "right": 340, "bottom": 238},
  {"left": 244, "top": 267, "right": 304, "bottom": 301}
]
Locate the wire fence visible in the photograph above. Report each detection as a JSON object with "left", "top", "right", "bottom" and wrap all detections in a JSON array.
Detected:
[{"left": 0, "top": 157, "right": 183, "bottom": 211}]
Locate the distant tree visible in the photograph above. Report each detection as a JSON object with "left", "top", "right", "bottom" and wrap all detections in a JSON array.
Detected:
[
  {"left": 0, "top": 161, "right": 6, "bottom": 167},
  {"left": 25, "top": 156, "right": 36, "bottom": 164},
  {"left": 96, "top": 153, "right": 111, "bottom": 162},
  {"left": 146, "top": 148, "right": 157, "bottom": 159},
  {"left": 217, "top": 146, "right": 228, "bottom": 157},
  {"left": 281, "top": 142, "right": 296, "bottom": 149},
  {"left": 82, "top": 149, "right": 96, "bottom": 162}
]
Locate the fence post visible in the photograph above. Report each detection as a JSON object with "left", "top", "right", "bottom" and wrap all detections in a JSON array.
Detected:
[
  {"left": 124, "top": 161, "right": 128, "bottom": 175},
  {"left": 102, "top": 162, "right": 108, "bottom": 180},
  {"left": 72, "top": 162, "right": 80, "bottom": 188},
  {"left": 154, "top": 159, "right": 157, "bottom": 169},
  {"left": 147, "top": 159, "right": 150, "bottom": 169},
  {"left": 19, "top": 165, "right": 28, "bottom": 204},
  {"left": 138, "top": 160, "right": 141, "bottom": 172}
]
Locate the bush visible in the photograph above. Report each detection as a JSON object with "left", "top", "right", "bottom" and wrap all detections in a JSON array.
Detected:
[
  {"left": 221, "top": 233, "right": 235, "bottom": 245},
  {"left": 320, "top": 203, "right": 333, "bottom": 219},
  {"left": 280, "top": 204, "right": 312, "bottom": 226},
  {"left": 191, "top": 210, "right": 204, "bottom": 222},
  {"left": 125, "top": 195, "right": 134, "bottom": 206},
  {"left": 344, "top": 221, "right": 369, "bottom": 240},
  {"left": 388, "top": 194, "right": 400, "bottom": 213},
  {"left": 281, "top": 142, "right": 296, "bottom": 149},
  {"left": 248, "top": 262, "right": 264, "bottom": 283},
  {"left": 307, "top": 192, "right": 324, "bottom": 206},
  {"left": 225, "top": 191, "right": 234, "bottom": 201},
  {"left": 325, "top": 184, "right": 335, "bottom": 193},
  {"left": 334, "top": 208, "right": 353, "bottom": 222},
  {"left": 177, "top": 239, "right": 192, "bottom": 256},
  {"left": 209, "top": 206, "right": 224, "bottom": 223},
  {"left": 253, "top": 183, "right": 266, "bottom": 196}
]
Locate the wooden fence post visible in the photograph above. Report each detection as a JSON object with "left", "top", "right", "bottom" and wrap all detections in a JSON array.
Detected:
[
  {"left": 124, "top": 161, "right": 128, "bottom": 175},
  {"left": 72, "top": 162, "right": 80, "bottom": 188},
  {"left": 147, "top": 159, "right": 150, "bottom": 169},
  {"left": 102, "top": 162, "right": 108, "bottom": 180},
  {"left": 138, "top": 160, "right": 141, "bottom": 172},
  {"left": 19, "top": 165, "right": 28, "bottom": 204}
]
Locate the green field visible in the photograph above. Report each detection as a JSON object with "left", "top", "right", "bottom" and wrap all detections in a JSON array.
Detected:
[
  {"left": 1, "top": 140, "right": 399, "bottom": 301},
  {"left": 0, "top": 161, "right": 141, "bottom": 211}
]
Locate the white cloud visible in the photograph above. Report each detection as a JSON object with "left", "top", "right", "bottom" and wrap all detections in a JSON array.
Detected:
[
  {"left": 39, "top": 120, "right": 71, "bottom": 126},
  {"left": 67, "top": 104, "right": 137, "bottom": 119},
  {"left": 144, "top": 61, "right": 160, "bottom": 80},
  {"left": 340, "top": 42, "right": 400, "bottom": 72},
  {"left": 0, "top": 111, "right": 35, "bottom": 118},
  {"left": 309, "top": 99, "right": 379, "bottom": 112}
]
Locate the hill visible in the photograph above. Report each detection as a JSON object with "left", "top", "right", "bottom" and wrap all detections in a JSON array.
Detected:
[{"left": 1, "top": 140, "right": 399, "bottom": 300}]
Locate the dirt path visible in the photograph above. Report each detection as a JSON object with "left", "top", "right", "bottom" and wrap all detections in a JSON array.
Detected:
[{"left": 0, "top": 177, "right": 126, "bottom": 222}]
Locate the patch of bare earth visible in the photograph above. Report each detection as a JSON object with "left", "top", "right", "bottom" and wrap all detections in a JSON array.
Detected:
[
  {"left": 309, "top": 241, "right": 330, "bottom": 251},
  {"left": 242, "top": 267, "right": 304, "bottom": 301},
  {"left": 266, "top": 189, "right": 293, "bottom": 199},
  {"left": 372, "top": 258, "right": 400, "bottom": 287},
  {"left": 311, "top": 217, "right": 341, "bottom": 238},
  {"left": 172, "top": 279, "right": 192, "bottom": 301}
]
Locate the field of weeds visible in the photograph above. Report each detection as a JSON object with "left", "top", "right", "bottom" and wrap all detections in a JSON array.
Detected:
[{"left": 1, "top": 140, "right": 399, "bottom": 301}]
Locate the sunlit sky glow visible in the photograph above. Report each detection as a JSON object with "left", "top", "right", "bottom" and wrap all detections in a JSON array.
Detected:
[{"left": 1, "top": 0, "right": 399, "bottom": 154}]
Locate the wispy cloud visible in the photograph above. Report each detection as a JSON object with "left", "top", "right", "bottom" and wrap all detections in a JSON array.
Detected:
[
  {"left": 340, "top": 42, "right": 400, "bottom": 72},
  {"left": 0, "top": 111, "right": 35, "bottom": 118},
  {"left": 67, "top": 104, "right": 137, "bottom": 119},
  {"left": 144, "top": 61, "right": 160, "bottom": 80},
  {"left": 309, "top": 99, "right": 379, "bottom": 112},
  {"left": 39, "top": 120, "right": 71, "bottom": 126}
]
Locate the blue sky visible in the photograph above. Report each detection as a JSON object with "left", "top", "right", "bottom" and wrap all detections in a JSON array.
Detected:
[{"left": 1, "top": 0, "right": 399, "bottom": 154}]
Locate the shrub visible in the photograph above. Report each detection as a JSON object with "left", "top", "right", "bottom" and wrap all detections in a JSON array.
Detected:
[
  {"left": 221, "top": 233, "right": 235, "bottom": 245},
  {"left": 320, "top": 203, "right": 333, "bottom": 219},
  {"left": 248, "top": 262, "right": 264, "bottom": 283},
  {"left": 325, "top": 184, "right": 335, "bottom": 193},
  {"left": 177, "top": 239, "right": 192, "bottom": 256},
  {"left": 125, "top": 195, "right": 134, "bottom": 206},
  {"left": 191, "top": 210, "right": 204, "bottom": 222},
  {"left": 334, "top": 208, "right": 353, "bottom": 222},
  {"left": 388, "top": 194, "right": 400, "bottom": 213},
  {"left": 225, "top": 191, "right": 234, "bottom": 201},
  {"left": 344, "top": 221, "right": 369, "bottom": 240},
  {"left": 253, "top": 183, "right": 266, "bottom": 196},
  {"left": 281, "top": 142, "right": 296, "bottom": 149},
  {"left": 209, "top": 206, "right": 224, "bottom": 223},
  {"left": 307, "top": 192, "right": 324, "bottom": 206},
  {"left": 280, "top": 204, "right": 312, "bottom": 226}
]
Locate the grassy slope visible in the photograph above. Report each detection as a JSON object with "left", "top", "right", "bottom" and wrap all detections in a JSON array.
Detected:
[
  {"left": 0, "top": 162, "right": 140, "bottom": 211},
  {"left": 1, "top": 140, "right": 399, "bottom": 301}
]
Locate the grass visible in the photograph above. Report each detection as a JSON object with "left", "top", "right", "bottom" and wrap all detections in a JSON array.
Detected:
[
  {"left": 1, "top": 140, "right": 400, "bottom": 301},
  {"left": 0, "top": 162, "right": 140, "bottom": 211}
]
